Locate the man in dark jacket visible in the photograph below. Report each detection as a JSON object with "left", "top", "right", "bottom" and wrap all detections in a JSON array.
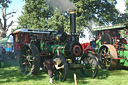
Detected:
[
  {"left": 0, "top": 47, "right": 5, "bottom": 67},
  {"left": 0, "top": 55, "right": 3, "bottom": 67},
  {"left": 2, "top": 47, "right": 6, "bottom": 63}
]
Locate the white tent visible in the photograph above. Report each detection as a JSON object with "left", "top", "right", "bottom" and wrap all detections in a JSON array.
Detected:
[{"left": 7, "top": 35, "right": 13, "bottom": 43}]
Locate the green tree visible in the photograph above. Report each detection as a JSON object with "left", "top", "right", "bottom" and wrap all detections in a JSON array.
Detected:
[
  {"left": 47, "top": 9, "right": 71, "bottom": 33},
  {"left": 19, "top": 0, "right": 122, "bottom": 34},
  {"left": 48, "top": 9, "right": 65, "bottom": 30},
  {"left": 18, "top": 0, "right": 51, "bottom": 30},
  {"left": 125, "top": 0, "right": 128, "bottom": 12},
  {"left": 116, "top": 0, "right": 128, "bottom": 38},
  {"left": 111, "top": 0, "right": 128, "bottom": 24},
  {"left": 74, "top": 0, "right": 119, "bottom": 29}
]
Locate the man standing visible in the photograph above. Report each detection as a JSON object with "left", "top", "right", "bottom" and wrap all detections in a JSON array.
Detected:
[
  {"left": 2, "top": 47, "right": 6, "bottom": 64},
  {"left": 0, "top": 50, "right": 2, "bottom": 67},
  {"left": 0, "top": 47, "right": 4, "bottom": 67}
]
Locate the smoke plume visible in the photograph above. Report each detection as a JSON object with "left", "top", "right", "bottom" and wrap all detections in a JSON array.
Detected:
[{"left": 46, "top": 0, "right": 76, "bottom": 12}]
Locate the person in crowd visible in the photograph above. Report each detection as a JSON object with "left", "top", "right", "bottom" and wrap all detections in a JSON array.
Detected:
[
  {"left": 0, "top": 46, "right": 2, "bottom": 55},
  {"left": 96, "top": 36, "right": 101, "bottom": 48},
  {"left": 0, "top": 47, "right": 5, "bottom": 67},
  {"left": 1, "top": 47, "right": 6, "bottom": 63},
  {"left": 0, "top": 53, "right": 2, "bottom": 68}
]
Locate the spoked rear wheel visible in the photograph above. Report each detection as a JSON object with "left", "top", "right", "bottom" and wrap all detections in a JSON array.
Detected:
[
  {"left": 20, "top": 44, "right": 40, "bottom": 75},
  {"left": 53, "top": 55, "right": 68, "bottom": 81},
  {"left": 80, "top": 52, "right": 98, "bottom": 78},
  {"left": 99, "top": 47, "right": 111, "bottom": 70}
]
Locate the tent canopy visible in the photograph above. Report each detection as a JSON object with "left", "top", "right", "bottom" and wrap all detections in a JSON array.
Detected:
[{"left": 0, "top": 35, "right": 11, "bottom": 44}]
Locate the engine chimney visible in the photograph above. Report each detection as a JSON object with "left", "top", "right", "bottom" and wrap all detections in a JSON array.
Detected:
[{"left": 69, "top": 9, "right": 76, "bottom": 41}]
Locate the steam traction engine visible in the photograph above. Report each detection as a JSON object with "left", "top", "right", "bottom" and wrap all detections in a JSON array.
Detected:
[
  {"left": 90, "top": 24, "right": 128, "bottom": 70},
  {"left": 12, "top": 10, "right": 98, "bottom": 81}
]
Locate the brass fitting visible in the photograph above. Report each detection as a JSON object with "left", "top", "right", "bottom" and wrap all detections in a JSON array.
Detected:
[{"left": 69, "top": 10, "right": 76, "bottom": 14}]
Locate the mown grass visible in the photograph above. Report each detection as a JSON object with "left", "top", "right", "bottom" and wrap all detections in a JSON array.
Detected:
[{"left": 1, "top": 65, "right": 128, "bottom": 85}]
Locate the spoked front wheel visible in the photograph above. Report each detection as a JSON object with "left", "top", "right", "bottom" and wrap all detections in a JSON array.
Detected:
[
  {"left": 80, "top": 52, "right": 98, "bottom": 78},
  {"left": 99, "top": 47, "right": 111, "bottom": 70},
  {"left": 99, "top": 45, "right": 118, "bottom": 70},
  {"left": 20, "top": 44, "right": 40, "bottom": 75}
]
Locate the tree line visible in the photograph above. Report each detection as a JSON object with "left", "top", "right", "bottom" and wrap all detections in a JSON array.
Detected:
[{"left": 0, "top": 0, "right": 128, "bottom": 38}]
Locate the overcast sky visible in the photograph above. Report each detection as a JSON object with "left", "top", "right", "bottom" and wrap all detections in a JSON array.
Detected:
[{"left": 116, "top": 0, "right": 126, "bottom": 13}]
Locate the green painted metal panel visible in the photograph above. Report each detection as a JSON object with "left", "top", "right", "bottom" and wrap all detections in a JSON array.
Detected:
[
  {"left": 118, "top": 51, "right": 124, "bottom": 65},
  {"left": 47, "top": 45, "right": 55, "bottom": 53},
  {"left": 123, "top": 51, "right": 128, "bottom": 66},
  {"left": 54, "top": 44, "right": 66, "bottom": 55},
  {"left": 118, "top": 50, "right": 128, "bottom": 66}
]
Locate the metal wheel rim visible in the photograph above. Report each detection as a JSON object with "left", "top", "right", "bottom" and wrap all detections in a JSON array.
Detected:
[
  {"left": 53, "top": 55, "right": 68, "bottom": 81},
  {"left": 81, "top": 55, "right": 98, "bottom": 78},
  {"left": 100, "top": 47, "right": 111, "bottom": 69},
  {"left": 20, "top": 45, "right": 33, "bottom": 75}
]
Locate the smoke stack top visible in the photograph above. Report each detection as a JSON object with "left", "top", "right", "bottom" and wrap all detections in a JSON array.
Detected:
[
  {"left": 69, "top": 9, "right": 76, "bottom": 14},
  {"left": 46, "top": 0, "right": 76, "bottom": 12}
]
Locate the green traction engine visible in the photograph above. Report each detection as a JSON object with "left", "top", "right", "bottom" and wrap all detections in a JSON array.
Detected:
[
  {"left": 91, "top": 24, "right": 128, "bottom": 70},
  {"left": 15, "top": 10, "right": 98, "bottom": 81},
  {"left": 40, "top": 32, "right": 82, "bottom": 59}
]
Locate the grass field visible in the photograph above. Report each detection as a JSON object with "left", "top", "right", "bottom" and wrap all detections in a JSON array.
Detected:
[{"left": 1, "top": 65, "right": 128, "bottom": 85}]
